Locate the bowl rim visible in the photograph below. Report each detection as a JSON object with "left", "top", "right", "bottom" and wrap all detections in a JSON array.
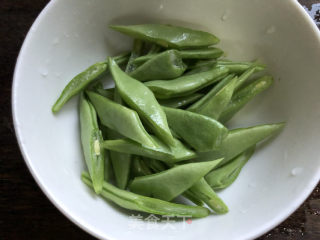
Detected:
[{"left": 11, "top": 0, "right": 320, "bottom": 239}]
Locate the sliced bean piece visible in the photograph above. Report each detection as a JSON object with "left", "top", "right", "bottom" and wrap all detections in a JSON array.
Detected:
[
  {"left": 189, "top": 178, "right": 228, "bottom": 214},
  {"left": 102, "top": 137, "right": 196, "bottom": 164},
  {"left": 110, "top": 24, "right": 219, "bottom": 49},
  {"left": 82, "top": 172, "right": 210, "bottom": 218},
  {"left": 163, "top": 107, "right": 228, "bottom": 152},
  {"left": 52, "top": 52, "right": 129, "bottom": 113},
  {"left": 129, "top": 159, "right": 223, "bottom": 201},
  {"left": 129, "top": 50, "right": 186, "bottom": 81},
  {"left": 219, "top": 75, "right": 273, "bottom": 123},
  {"left": 79, "top": 93, "right": 104, "bottom": 193},
  {"left": 135, "top": 158, "right": 203, "bottom": 206},
  {"left": 145, "top": 66, "right": 229, "bottom": 99},
  {"left": 109, "top": 58, "right": 175, "bottom": 146},
  {"left": 206, "top": 146, "right": 255, "bottom": 190},
  {"left": 197, "top": 123, "right": 285, "bottom": 166},
  {"left": 87, "top": 91, "right": 156, "bottom": 148}
]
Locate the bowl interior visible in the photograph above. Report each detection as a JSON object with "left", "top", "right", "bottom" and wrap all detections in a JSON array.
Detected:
[{"left": 13, "top": 0, "right": 320, "bottom": 239}]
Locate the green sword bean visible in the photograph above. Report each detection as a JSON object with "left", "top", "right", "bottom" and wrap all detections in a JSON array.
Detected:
[
  {"left": 189, "top": 178, "right": 228, "bottom": 214},
  {"left": 190, "top": 76, "right": 238, "bottom": 120},
  {"left": 82, "top": 172, "right": 210, "bottom": 218},
  {"left": 219, "top": 75, "right": 273, "bottom": 123},
  {"left": 109, "top": 58, "right": 175, "bottom": 146},
  {"left": 129, "top": 50, "right": 186, "bottom": 81},
  {"left": 129, "top": 159, "right": 223, "bottom": 201},
  {"left": 133, "top": 48, "right": 223, "bottom": 65},
  {"left": 206, "top": 146, "right": 255, "bottom": 190},
  {"left": 110, "top": 24, "right": 219, "bottom": 49},
  {"left": 86, "top": 91, "right": 156, "bottom": 148},
  {"left": 197, "top": 123, "right": 285, "bottom": 166},
  {"left": 79, "top": 93, "right": 104, "bottom": 193},
  {"left": 145, "top": 66, "right": 229, "bottom": 99},
  {"left": 52, "top": 52, "right": 129, "bottom": 113},
  {"left": 187, "top": 74, "right": 235, "bottom": 111},
  {"left": 102, "top": 137, "right": 196, "bottom": 164},
  {"left": 163, "top": 107, "right": 228, "bottom": 152}
]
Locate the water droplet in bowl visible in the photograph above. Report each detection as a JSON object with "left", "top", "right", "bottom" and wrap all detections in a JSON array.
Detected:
[
  {"left": 266, "top": 25, "right": 276, "bottom": 34},
  {"left": 221, "top": 10, "right": 229, "bottom": 21},
  {"left": 240, "top": 209, "right": 247, "bottom": 214},
  {"left": 64, "top": 32, "right": 70, "bottom": 38},
  {"left": 52, "top": 37, "right": 60, "bottom": 46},
  {"left": 39, "top": 69, "right": 48, "bottom": 77},
  {"left": 291, "top": 167, "right": 303, "bottom": 176},
  {"left": 55, "top": 72, "right": 62, "bottom": 78}
]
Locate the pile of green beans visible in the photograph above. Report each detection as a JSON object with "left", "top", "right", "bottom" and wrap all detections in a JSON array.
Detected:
[{"left": 52, "top": 24, "right": 285, "bottom": 218}]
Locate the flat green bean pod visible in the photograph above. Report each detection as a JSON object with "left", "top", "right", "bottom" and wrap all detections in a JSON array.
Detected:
[
  {"left": 102, "top": 137, "right": 196, "bottom": 164},
  {"left": 52, "top": 52, "right": 129, "bottom": 113},
  {"left": 187, "top": 74, "right": 235, "bottom": 111},
  {"left": 129, "top": 159, "right": 222, "bottom": 201},
  {"left": 133, "top": 48, "right": 223, "bottom": 65},
  {"left": 189, "top": 178, "right": 228, "bottom": 214},
  {"left": 163, "top": 107, "right": 228, "bottom": 152},
  {"left": 79, "top": 93, "right": 104, "bottom": 193},
  {"left": 133, "top": 158, "right": 204, "bottom": 206},
  {"left": 197, "top": 123, "right": 285, "bottom": 166},
  {"left": 109, "top": 58, "right": 175, "bottom": 146},
  {"left": 145, "top": 66, "right": 229, "bottom": 99},
  {"left": 188, "top": 59, "right": 265, "bottom": 74},
  {"left": 206, "top": 146, "right": 255, "bottom": 190},
  {"left": 110, "top": 24, "right": 219, "bottom": 49},
  {"left": 219, "top": 75, "right": 273, "bottom": 123},
  {"left": 129, "top": 50, "right": 186, "bottom": 81},
  {"left": 234, "top": 66, "right": 256, "bottom": 91},
  {"left": 87, "top": 91, "right": 156, "bottom": 148},
  {"left": 190, "top": 76, "right": 238, "bottom": 119},
  {"left": 82, "top": 172, "right": 210, "bottom": 218},
  {"left": 217, "top": 60, "right": 266, "bottom": 74}
]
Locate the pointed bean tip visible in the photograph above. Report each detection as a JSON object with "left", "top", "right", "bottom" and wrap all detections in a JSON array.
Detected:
[
  {"left": 93, "top": 184, "right": 103, "bottom": 194},
  {"left": 51, "top": 105, "right": 59, "bottom": 114},
  {"left": 109, "top": 24, "right": 119, "bottom": 29},
  {"left": 277, "top": 122, "right": 286, "bottom": 128}
]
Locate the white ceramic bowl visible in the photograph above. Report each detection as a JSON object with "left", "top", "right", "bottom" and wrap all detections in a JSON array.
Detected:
[{"left": 12, "top": 0, "right": 320, "bottom": 239}]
